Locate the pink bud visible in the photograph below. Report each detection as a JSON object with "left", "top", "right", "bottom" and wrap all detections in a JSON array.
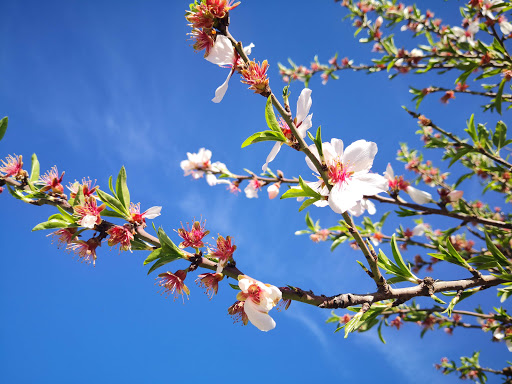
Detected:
[
  {"left": 447, "top": 190, "right": 463, "bottom": 202},
  {"left": 267, "top": 183, "right": 280, "bottom": 199},
  {"left": 375, "top": 16, "right": 383, "bottom": 28}
]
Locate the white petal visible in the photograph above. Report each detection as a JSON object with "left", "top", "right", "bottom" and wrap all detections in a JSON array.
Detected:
[
  {"left": 262, "top": 142, "right": 282, "bottom": 172},
  {"left": 81, "top": 215, "right": 97, "bottom": 229},
  {"left": 305, "top": 144, "right": 321, "bottom": 173},
  {"left": 328, "top": 182, "right": 364, "bottom": 214},
  {"left": 244, "top": 299, "right": 276, "bottom": 332},
  {"left": 406, "top": 186, "right": 432, "bottom": 204},
  {"left": 351, "top": 173, "right": 389, "bottom": 196},
  {"left": 348, "top": 200, "right": 366, "bottom": 217},
  {"left": 384, "top": 163, "right": 394, "bottom": 180},
  {"left": 331, "top": 138, "right": 344, "bottom": 157},
  {"left": 494, "top": 329, "right": 505, "bottom": 340},
  {"left": 243, "top": 43, "right": 255, "bottom": 56},
  {"left": 314, "top": 199, "right": 329, "bottom": 207},
  {"left": 143, "top": 206, "right": 162, "bottom": 219},
  {"left": 343, "top": 140, "right": 378, "bottom": 173},
  {"left": 506, "top": 339, "right": 512, "bottom": 352},
  {"left": 212, "top": 70, "right": 234, "bottom": 103},
  {"left": 244, "top": 184, "right": 258, "bottom": 199},
  {"left": 296, "top": 88, "right": 312, "bottom": 123},
  {"left": 366, "top": 199, "right": 376, "bottom": 215},
  {"left": 206, "top": 173, "right": 218, "bottom": 186},
  {"left": 205, "top": 35, "right": 234, "bottom": 66},
  {"left": 297, "top": 113, "right": 313, "bottom": 138},
  {"left": 238, "top": 277, "right": 252, "bottom": 292}
]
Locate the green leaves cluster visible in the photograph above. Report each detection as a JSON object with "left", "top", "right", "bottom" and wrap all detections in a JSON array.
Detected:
[{"left": 144, "top": 227, "right": 185, "bottom": 274}]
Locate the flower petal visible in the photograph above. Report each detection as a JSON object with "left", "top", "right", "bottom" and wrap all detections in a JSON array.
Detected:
[
  {"left": 262, "top": 142, "right": 282, "bottom": 172},
  {"left": 331, "top": 138, "right": 344, "bottom": 158},
  {"left": 296, "top": 114, "right": 312, "bottom": 139},
  {"left": 343, "top": 140, "right": 378, "bottom": 173},
  {"left": 243, "top": 43, "right": 255, "bottom": 56},
  {"left": 384, "top": 163, "right": 394, "bottom": 180},
  {"left": 351, "top": 173, "right": 388, "bottom": 196},
  {"left": 244, "top": 299, "right": 276, "bottom": 332},
  {"left": 296, "top": 88, "right": 312, "bottom": 123},
  {"left": 212, "top": 70, "right": 234, "bottom": 103},
  {"left": 206, "top": 173, "right": 218, "bottom": 186},
  {"left": 328, "top": 182, "right": 364, "bottom": 214},
  {"left": 205, "top": 35, "right": 234, "bottom": 66},
  {"left": 406, "top": 186, "right": 432, "bottom": 204},
  {"left": 143, "top": 206, "right": 162, "bottom": 219}
]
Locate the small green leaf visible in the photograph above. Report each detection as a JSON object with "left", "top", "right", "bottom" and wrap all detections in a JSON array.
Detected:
[
  {"left": 241, "top": 131, "right": 286, "bottom": 148},
  {"left": 229, "top": 283, "right": 241, "bottom": 291},
  {"left": 96, "top": 189, "right": 129, "bottom": 217},
  {"left": 115, "top": 166, "right": 130, "bottom": 210},
  {"left": 32, "top": 219, "right": 75, "bottom": 231},
  {"left": 265, "top": 96, "right": 282, "bottom": 133},
  {"left": 29, "top": 153, "right": 40, "bottom": 183},
  {"left": 0, "top": 116, "right": 7, "bottom": 141}
]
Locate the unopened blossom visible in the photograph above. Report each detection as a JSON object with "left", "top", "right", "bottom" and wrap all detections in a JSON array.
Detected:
[
  {"left": 306, "top": 139, "right": 388, "bottom": 214},
  {"left": 178, "top": 220, "right": 209, "bottom": 249},
  {"left": 129, "top": 203, "right": 162, "bottom": 225},
  {"left": 384, "top": 164, "right": 432, "bottom": 204},
  {"left": 371, "top": 231, "right": 384, "bottom": 246},
  {"left": 262, "top": 88, "right": 313, "bottom": 172},
  {"left": 227, "top": 180, "right": 241, "bottom": 194},
  {"left": 47, "top": 228, "right": 77, "bottom": 248},
  {"left": 39, "top": 166, "right": 65, "bottom": 194},
  {"left": 267, "top": 183, "right": 280, "bottom": 199},
  {"left": 209, "top": 235, "right": 236, "bottom": 272},
  {"left": 244, "top": 178, "right": 263, "bottom": 198},
  {"left": 447, "top": 190, "right": 464, "bottom": 202},
  {"left": 107, "top": 224, "right": 134, "bottom": 252},
  {"left": 67, "top": 178, "right": 98, "bottom": 199},
  {"left": 241, "top": 60, "right": 270, "bottom": 95},
  {"left": 67, "top": 237, "right": 101, "bottom": 266},
  {"left": 196, "top": 272, "right": 224, "bottom": 299},
  {"left": 390, "top": 316, "right": 403, "bottom": 330},
  {"left": 157, "top": 270, "right": 190, "bottom": 302},
  {"left": 206, "top": 35, "right": 254, "bottom": 103},
  {"left": 228, "top": 300, "right": 249, "bottom": 325},
  {"left": 440, "top": 90, "right": 455, "bottom": 104},
  {"left": 0, "top": 154, "right": 27, "bottom": 179},
  {"left": 310, "top": 229, "right": 330, "bottom": 243},
  {"left": 74, "top": 196, "right": 106, "bottom": 229},
  {"left": 236, "top": 275, "right": 282, "bottom": 331}
]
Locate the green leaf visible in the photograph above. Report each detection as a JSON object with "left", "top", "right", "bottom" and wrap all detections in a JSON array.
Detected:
[
  {"left": 391, "top": 235, "right": 418, "bottom": 281},
  {"left": 241, "top": 131, "right": 286, "bottom": 148},
  {"left": 305, "top": 212, "right": 315, "bottom": 231},
  {"left": 29, "top": 153, "right": 40, "bottom": 183},
  {"left": 493, "top": 121, "right": 507, "bottom": 151},
  {"left": 56, "top": 205, "right": 76, "bottom": 223},
  {"left": 0, "top": 116, "right": 7, "bottom": 141},
  {"left": 144, "top": 248, "right": 163, "bottom": 265},
  {"left": 299, "top": 197, "right": 320, "bottom": 212},
  {"left": 377, "top": 321, "right": 386, "bottom": 344},
  {"left": 485, "top": 233, "right": 511, "bottom": 267},
  {"left": 100, "top": 209, "right": 128, "bottom": 219},
  {"left": 115, "top": 166, "right": 130, "bottom": 210},
  {"left": 265, "top": 96, "right": 282, "bottom": 133},
  {"left": 32, "top": 219, "right": 75, "bottom": 231},
  {"left": 229, "top": 283, "right": 241, "bottom": 291},
  {"left": 130, "top": 238, "right": 152, "bottom": 251},
  {"left": 495, "top": 78, "right": 506, "bottom": 115},
  {"left": 96, "top": 189, "right": 129, "bottom": 218}
]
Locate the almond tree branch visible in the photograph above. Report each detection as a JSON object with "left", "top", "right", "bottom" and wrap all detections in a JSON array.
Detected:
[{"left": 405, "top": 108, "right": 512, "bottom": 170}]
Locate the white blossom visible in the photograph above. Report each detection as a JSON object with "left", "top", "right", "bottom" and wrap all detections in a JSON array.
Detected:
[
  {"left": 206, "top": 35, "right": 254, "bottom": 103},
  {"left": 306, "top": 139, "right": 388, "bottom": 214},
  {"left": 236, "top": 275, "right": 282, "bottom": 331}
]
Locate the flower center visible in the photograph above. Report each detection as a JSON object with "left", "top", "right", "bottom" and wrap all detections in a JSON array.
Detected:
[
  {"left": 328, "top": 162, "right": 352, "bottom": 185},
  {"left": 247, "top": 284, "right": 262, "bottom": 305}
]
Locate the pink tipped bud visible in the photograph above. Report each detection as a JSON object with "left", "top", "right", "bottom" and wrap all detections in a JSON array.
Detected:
[
  {"left": 447, "top": 190, "right": 463, "bottom": 202},
  {"left": 267, "top": 183, "right": 280, "bottom": 199}
]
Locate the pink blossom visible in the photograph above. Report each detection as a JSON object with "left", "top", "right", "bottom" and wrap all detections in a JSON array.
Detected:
[
  {"left": 73, "top": 196, "right": 106, "bottom": 229},
  {"left": 157, "top": 270, "right": 190, "bottom": 302}
]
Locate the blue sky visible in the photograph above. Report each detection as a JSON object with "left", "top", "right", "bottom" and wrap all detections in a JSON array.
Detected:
[{"left": 0, "top": 1, "right": 510, "bottom": 383}]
